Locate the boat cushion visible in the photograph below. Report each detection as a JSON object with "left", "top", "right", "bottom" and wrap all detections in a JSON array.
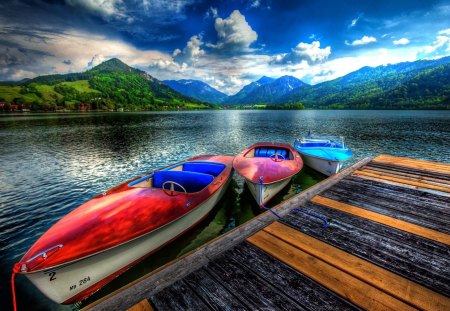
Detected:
[
  {"left": 254, "top": 148, "right": 289, "bottom": 159},
  {"left": 153, "top": 171, "right": 214, "bottom": 193},
  {"left": 183, "top": 162, "right": 225, "bottom": 177},
  {"left": 255, "top": 148, "right": 267, "bottom": 157}
]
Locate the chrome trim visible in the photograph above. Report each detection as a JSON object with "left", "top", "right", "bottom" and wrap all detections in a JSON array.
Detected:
[{"left": 26, "top": 244, "right": 63, "bottom": 263}]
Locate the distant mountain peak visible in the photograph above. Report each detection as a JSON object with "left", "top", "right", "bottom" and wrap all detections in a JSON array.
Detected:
[
  {"left": 225, "top": 75, "right": 307, "bottom": 105},
  {"left": 88, "top": 58, "right": 142, "bottom": 75},
  {"left": 163, "top": 79, "right": 228, "bottom": 104},
  {"left": 256, "top": 76, "right": 274, "bottom": 84}
]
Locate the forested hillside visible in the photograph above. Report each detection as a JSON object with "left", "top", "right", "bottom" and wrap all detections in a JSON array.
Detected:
[
  {"left": 0, "top": 59, "right": 210, "bottom": 111},
  {"left": 280, "top": 56, "right": 450, "bottom": 109}
]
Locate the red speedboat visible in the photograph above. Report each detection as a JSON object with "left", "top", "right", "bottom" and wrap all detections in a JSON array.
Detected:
[
  {"left": 13, "top": 155, "right": 234, "bottom": 304},
  {"left": 233, "top": 142, "right": 303, "bottom": 207}
]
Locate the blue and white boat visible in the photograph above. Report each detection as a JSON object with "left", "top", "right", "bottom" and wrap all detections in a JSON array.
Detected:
[{"left": 294, "top": 132, "right": 353, "bottom": 176}]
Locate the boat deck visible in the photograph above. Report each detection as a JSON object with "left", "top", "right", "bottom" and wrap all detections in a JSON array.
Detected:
[{"left": 89, "top": 155, "right": 450, "bottom": 311}]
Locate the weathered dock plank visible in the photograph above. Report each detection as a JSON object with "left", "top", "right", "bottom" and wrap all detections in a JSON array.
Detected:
[
  {"left": 321, "top": 176, "right": 450, "bottom": 232},
  {"left": 311, "top": 196, "right": 450, "bottom": 245},
  {"left": 353, "top": 170, "right": 450, "bottom": 193},
  {"left": 151, "top": 279, "right": 210, "bottom": 311},
  {"left": 262, "top": 221, "right": 450, "bottom": 310},
  {"left": 365, "top": 161, "right": 450, "bottom": 183},
  {"left": 126, "top": 299, "right": 153, "bottom": 311},
  {"left": 373, "top": 154, "right": 450, "bottom": 174},
  {"left": 247, "top": 230, "right": 416, "bottom": 311},
  {"left": 206, "top": 254, "right": 306, "bottom": 310},
  {"left": 281, "top": 202, "right": 450, "bottom": 297},
  {"left": 228, "top": 243, "right": 359, "bottom": 311},
  {"left": 183, "top": 268, "right": 249, "bottom": 310}
]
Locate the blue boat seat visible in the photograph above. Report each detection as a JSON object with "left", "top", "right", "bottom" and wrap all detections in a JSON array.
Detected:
[
  {"left": 182, "top": 162, "right": 225, "bottom": 177},
  {"left": 266, "top": 148, "right": 276, "bottom": 157},
  {"left": 256, "top": 148, "right": 267, "bottom": 157},
  {"left": 153, "top": 171, "right": 214, "bottom": 193},
  {"left": 254, "top": 147, "right": 289, "bottom": 159}
]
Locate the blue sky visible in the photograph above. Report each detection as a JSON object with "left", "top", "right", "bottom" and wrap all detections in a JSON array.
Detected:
[{"left": 1, "top": 0, "right": 449, "bottom": 94}]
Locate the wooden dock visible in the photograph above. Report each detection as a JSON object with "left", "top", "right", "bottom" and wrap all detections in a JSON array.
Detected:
[{"left": 88, "top": 155, "right": 450, "bottom": 311}]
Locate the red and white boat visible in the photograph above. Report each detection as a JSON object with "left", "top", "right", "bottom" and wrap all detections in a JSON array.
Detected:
[
  {"left": 13, "top": 155, "right": 234, "bottom": 304},
  {"left": 233, "top": 142, "right": 303, "bottom": 207}
]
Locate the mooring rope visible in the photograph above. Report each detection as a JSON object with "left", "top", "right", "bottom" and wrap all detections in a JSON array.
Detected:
[
  {"left": 258, "top": 176, "right": 330, "bottom": 228},
  {"left": 11, "top": 263, "right": 21, "bottom": 311}
]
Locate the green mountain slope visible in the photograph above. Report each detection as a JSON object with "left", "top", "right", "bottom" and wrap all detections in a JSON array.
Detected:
[
  {"left": 0, "top": 58, "right": 210, "bottom": 111},
  {"left": 281, "top": 56, "right": 450, "bottom": 109}
]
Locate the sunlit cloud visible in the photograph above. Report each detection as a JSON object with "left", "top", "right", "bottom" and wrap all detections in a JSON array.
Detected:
[
  {"left": 173, "top": 35, "right": 205, "bottom": 64},
  {"left": 393, "top": 38, "right": 410, "bottom": 45},
  {"left": 345, "top": 35, "right": 377, "bottom": 46},
  {"left": 417, "top": 28, "right": 450, "bottom": 59},
  {"left": 204, "top": 7, "right": 218, "bottom": 19},
  {"left": 65, "top": 0, "right": 125, "bottom": 19},
  {"left": 207, "top": 10, "right": 258, "bottom": 52},
  {"left": 0, "top": 29, "right": 169, "bottom": 80},
  {"left": 271, "top": 41, "right": 331, "bottom": 65},
  {"left": 348, "top": 14, "right": 363, "bottom": 28}
]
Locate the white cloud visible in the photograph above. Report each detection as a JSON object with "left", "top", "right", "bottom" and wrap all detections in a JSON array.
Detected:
[
  {"left": 345, "top": 35, "right": 377, "bottom": 46},
  {"left": 173, "top": 35, "right": 205, "bottom": 64},
  {"left": 88, "top": 54, "right": 106, "bottom": 67},
  {"left": 439, "top": 28, "right": 450, "bottom": 35},
  {"left": 207, "top": 10, "right": 257, "bottom": 52},
  {"left": 417, "top": 29, "right": 450, "bottom": 59},
  {"left": 0, "top": 29, "right": 169, "bottom": 80},
  {"left": 349, "top": 16, "right": 360, "bottom": 28},
  {"left": 271, "top": 41, "right": 331, "bottom": 65},
  {"left": 393, "top": 38, "right": 410, "bottom": 45},
  {"left": 250, "top": 0, "right": 260, "bottom": 8},
  {"left": 149, "top": 59, "right": 187, "bottom": 73},
  {"left": 204, "top": 7, "right": 218, "bottom": 19},
  {"left": 65, "top": 0, "right": 125, "bottom": 19}
]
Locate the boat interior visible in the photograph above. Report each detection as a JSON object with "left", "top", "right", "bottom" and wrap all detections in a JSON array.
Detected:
[
  {"left": 245, "top": 147, "right": 292, "bottom": 160},
  {"left": 129, "top": 162, "right": 226, "bottom": 193}
]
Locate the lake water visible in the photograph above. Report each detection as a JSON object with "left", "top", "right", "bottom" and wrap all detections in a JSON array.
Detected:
[{"left": 1, "top": 110, "right": 449, "bottom": 310}]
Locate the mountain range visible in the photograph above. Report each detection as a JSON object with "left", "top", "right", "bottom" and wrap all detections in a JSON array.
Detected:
[
  {"left": 160, "top": 56, "right": 450, "bottom": 109},
  {"left": 1, "top": 56, "right": 449, "bottom": 110},
  {"left": 279, "top": 56, "right": 450, "bottom": 109},
  {"left": 163, "top": 79, "right": 228, "bottom": 104}
]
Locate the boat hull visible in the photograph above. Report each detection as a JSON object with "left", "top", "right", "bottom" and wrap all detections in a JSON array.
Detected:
[
  {"left": 245, "top": 177, "right": 291, "bottom": 206},
  {"left": 24, "top": 176, "right": 231, "bottom": 304},
  {"left": 233, "top": 142, "right": 302, "bottom": 206},
  {"left": 299, "top": 153, "right": 342, "bottom": 176}
]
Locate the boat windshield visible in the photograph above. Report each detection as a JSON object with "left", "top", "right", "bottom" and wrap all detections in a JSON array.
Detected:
[{"left": 300, "top": 135, "right": 346, "bottom": 149}]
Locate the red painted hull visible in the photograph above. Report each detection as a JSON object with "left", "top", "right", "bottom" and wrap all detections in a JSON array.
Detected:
[
  {"left": 233, "top": 142, "right": 303, "bottom": 184},
  {"left": 16, "top": 155, "right": 233, "bottom": 296}
]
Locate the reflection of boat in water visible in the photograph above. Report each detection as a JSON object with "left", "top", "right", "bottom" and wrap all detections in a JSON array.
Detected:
[
  {"left": 294, "top": 133, "right": 353, "bottom": 176},
  {"left": 13, "top": 155, "right": 234, "bottom": 304},
  {"left": 233, "top": 142, "right": 303, "bottom": 207}
]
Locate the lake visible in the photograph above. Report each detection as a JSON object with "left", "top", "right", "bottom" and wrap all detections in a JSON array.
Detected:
[{"left": 1, "top": 110, "right": 449, "bottom": 310}]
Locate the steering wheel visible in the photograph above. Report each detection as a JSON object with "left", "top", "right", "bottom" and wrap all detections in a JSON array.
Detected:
[
  {"left": 162, "top": 181, "right": 188, "bottom": 196},
  {"left": 270, "top": 153, "right": 286, "bottom": 162}
]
